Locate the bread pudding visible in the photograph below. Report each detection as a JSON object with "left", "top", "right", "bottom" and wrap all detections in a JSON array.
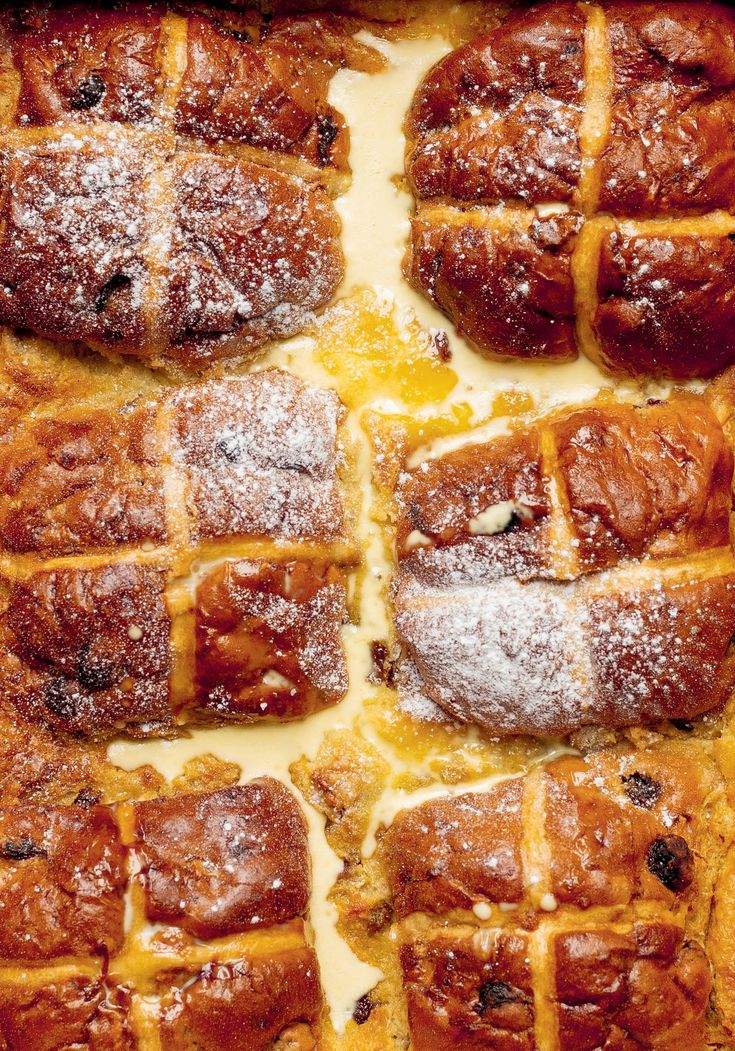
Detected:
[{"left": 1, "top": 3, "right": 735, "bottom": 1050}]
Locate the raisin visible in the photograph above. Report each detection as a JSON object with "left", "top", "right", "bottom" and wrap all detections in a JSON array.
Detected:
[
  {"left": 74, "top": 787, "right": 101, "bottom": 809},
  {"left": 370, "top": 641, "right": 395, "bottom": 686},
  {"left": 215, "top": 434, "right": 243, "bottom": 464},
  {"left": 475, "top": 981, "right": 517, "bottom": 1014},
  {"left": 671, "top": 718, "right": 694, "bottom": 732},
  {"left": 646, "top": 835, "right": 694, "bottom": 892},
  {"left": 353, "top": 993, "right": 373, "bottom": 1025},
  {"left": 317, "top": 114, "right": 339, "bottom": 166},
  {"left": 77, "top": 647, "right": 119, "bottom": 692},
  {"left": 621, "top": 771, "right": 661, "bottom": 809},
  {"left": 43, "top": 678, "right": 76, "bottom": 720},
  {"left": 70, "top": 73, "right": 107, "bottom": 111},
  {"left": 0, "top": 837, "right": 46, "bottom": 861},
  {"left": 96, "top": 274, "right": 131, "bottom": 314}
]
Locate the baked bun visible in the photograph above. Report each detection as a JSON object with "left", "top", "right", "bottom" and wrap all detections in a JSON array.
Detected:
[
  {"left": 0, "top": 777, "right": 325, "bottom": 1048},
  {"left": 377, "top": 743, "right": 721, "bottom": 1050},
  {"left": 0, "top": 5, "right": 373, "bottom": 372},
  {"left": 388, "top": 394, "right": 735, "bottom": 736},
  {"left": 404, "top": 1, "right": 735, "bottom": 378},
  {"left": 0, "top": 369, "right": 355, "bottom": 737}
]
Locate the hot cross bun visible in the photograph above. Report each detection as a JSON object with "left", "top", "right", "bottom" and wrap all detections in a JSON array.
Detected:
[
  {"left": 0, "top": 368, "right": 356, "bottom": 737},
  {"left": 373, "top": 742, "right": 726, "bottom": 1050},
  {"left": 0, "top": 5, "right": 384, "bottom": 372},
  {"left": 384, "top": 393, "right": 735, "bottom": 736},
  {"left": 405, "top": 1, "right": 735, "bottom": 378},
  {"left": 0, "top": 777, "right": 325, "bottom": 1049}
]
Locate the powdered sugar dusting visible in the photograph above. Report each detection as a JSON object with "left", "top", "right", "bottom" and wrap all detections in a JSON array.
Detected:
[
  {"left": 0, "top": 8, "right": 350, "bottom": 369},
  {"left": 170, "top": 371, "right": 348, "bottom": 542},
  {"left": 392, "top": 399, "right": 735, "bottom": 736},
  {"left": 395, "top": 573, "right": 589, "bottom": 737}
]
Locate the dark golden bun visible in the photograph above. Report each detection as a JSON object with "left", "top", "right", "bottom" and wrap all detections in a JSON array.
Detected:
[
  {"left": 404, "top": 1, "right": 735, "bottom": 378},
  {"left": 390, "top": 394, "right": 735, "bottom": 736},
  {"left": 0, "top": 5, "right": 364, "bottom": 372},
  {"left": 0, "top": 777, "right": 324, "bottom": 1049},
  {"left": 0, "top": 369, "right": 355, "bottom": 737},
  {"left": 378, "top": 743, "right": 720, "bottom": 1051}
]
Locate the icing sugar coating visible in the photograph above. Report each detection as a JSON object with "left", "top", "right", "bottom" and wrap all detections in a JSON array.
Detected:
[
  {"left": 0, "top": 6, "right": 359, "bottom": 371},
  {"left": 195, "top": 559, "right": 349, "bottom": 721},
  {"left": 0, "top": 370, "right": 354, "bottom": 737},
  {"left": 169, "top": 370, "right": 348, "bottom": 544},
  {"left": 390, "top": 395, "right": 735, "bottom": 736}
]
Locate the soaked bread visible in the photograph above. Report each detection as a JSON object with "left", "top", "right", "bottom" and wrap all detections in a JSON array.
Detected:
[
  {"left": 1, "top": 3, "right": 735, "bottom": 1050},
  {"left": 373, "top": 741, "right": 726, "bottom": 1049},
  {"left": 0, "top": 5, "right": 383, "bottom": 372},
  {"left": 385, "top": 393, "right": 735, "bottom": 736},
  {"left": 0, "top": 777, "right": 325, "bottom": 1048},
  {"left": 0, "top": 368, "right": 357, "bottom": 738},
  {"left": 405, "top": 1, "right": 735, "bottom": 378}
]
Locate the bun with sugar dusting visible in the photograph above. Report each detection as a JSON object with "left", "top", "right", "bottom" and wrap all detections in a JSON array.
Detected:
[
  {"left": 4, "top": 4, "right": 735, "bottom": 1050},
  {"left": 0, "top": 4, "right": 361, "bottom": 373},
  {"left": 387, "top": 394, "right": 735, "bottom": 736}
]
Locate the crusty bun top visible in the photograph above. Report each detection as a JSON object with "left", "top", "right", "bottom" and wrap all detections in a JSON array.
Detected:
[
  {"left": 0, "top": 5, "right": 367, "bottom": 372},
  {"left": 405, "top": 1, "right": 735, "bottom": 378}
]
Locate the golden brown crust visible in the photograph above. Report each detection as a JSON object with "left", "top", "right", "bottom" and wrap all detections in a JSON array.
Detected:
[
  {"left": 163, "top": 153, "right": 343, "bottom": 368},
  {"left": 384, "top": 779, "right": 524, "bottom": 919},
  {"left": 554, "top": 924, "right": 711, "bottom": 1051},
  {"left": 175, "top": 13, "right": 349, "bottom": 173},
  {"left": 0, "top": 369, "right": 353, "bottom": 559},
  {"left": 0, "top": 6, "right": 353, "bottom": 370},
  {"left": 0, "top": 138, "right": 343, "bottom": 371},
  {"left": 0, "top": 137, "right": 154, "bottom": 359},
  {"left": 158, "top": 947, "right": 322, "bottom": 1051},
  {"left": 394, "top": 427, "right": 550, "bottom": 581},
  {"left": 0, "top": 977, "right": 136, "bottom": 1051},
  {"left": 195, "top": 559, "right": 348, "bottom": 721},
  {"left": 0, "top": 405, "right": 167, "bottom": 556},
  {"left": 133, "top": 779, "right": 310, "bottom": 938},
  {"left": 0, "top": 803, "right": 126, "bottom": 961},
  {"left": 391, "top": 395, "right": 735, "bottom": 736},
  {"left": 593, "top": 226, "right": 735, "bottom": 379},
  {"left": 551, "top": 398, "right": 734, "bottom": 569},
  {"left": 0, "top": 563, "right": 173, "bottom": 738},
  {"left": 0, "top": 777, "right": 320, "bottom": 1047},
  {"left": 0, "top": 366, "right": 355, "bottom": 739},
  {"left": 383, "top": 746, "right": 715, "bottom": 916},
  {"left": 8, "top": 3, "right": 165, "bottom": 127},
  {"left": 401, "top": 927, "right": 534, "bottom": 1051},
  {"left": 405, "top": 209, "right": 581, "bottom": 362},
  {"left": 599, "top": 1, "right": 735, "bottom": 217},
  {"left": 544, "top": 750, "right": 711, "bottom": 909},
  {"left": 405, "top": 1, "right": 735, "bottom": 377},
  {"left": 405, "top": 1, "right": 586, "bottom": 205},
  {"left": 380, "top": 745, "right": 718, "bottom": 1050}
]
